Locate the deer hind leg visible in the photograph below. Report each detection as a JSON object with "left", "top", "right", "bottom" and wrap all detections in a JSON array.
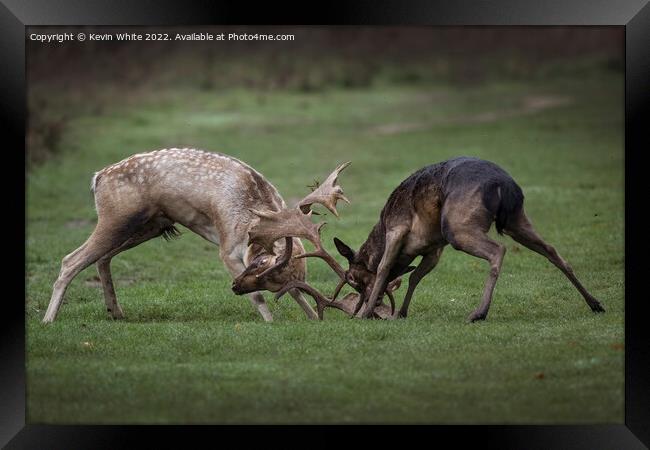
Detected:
[
  {"left": 43, "top": 213, "right": 150, "bottom": 324},
  {"left": 394, "top": 247, "right": 444, "bottom": 319},
  {"left": 442, "top": 195, "right": 506, "bottom": 322},
  {"left": 96, "top": 219, "right": 174, "bottom": 319},
  {"left": 451, "top": 230, "right": 506, "bottom": 322},
  {"left": 503, "top": 209, "right": 604, "bottom": 313},
  {"left": 96, "top": 259, "right": 123, "bottom": 319}
]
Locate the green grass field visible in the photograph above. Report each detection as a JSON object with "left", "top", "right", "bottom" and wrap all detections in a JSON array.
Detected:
[{"left": 26, "top": 69, "right": 624, "bottom": 423}]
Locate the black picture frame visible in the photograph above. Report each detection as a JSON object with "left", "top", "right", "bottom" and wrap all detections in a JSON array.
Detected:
[{"left": 3, "top": 1, "right": 649, "bottom": 448}]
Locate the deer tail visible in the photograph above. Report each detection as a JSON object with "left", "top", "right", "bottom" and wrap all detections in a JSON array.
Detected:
[{"left": 483, "top": 179, "right": 524, "bottom": 235}]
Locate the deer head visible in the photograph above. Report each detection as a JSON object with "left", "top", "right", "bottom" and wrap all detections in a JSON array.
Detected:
[
  {"left": 230, "top": 237, "right": 304, "bottom": 295},
  {"left": 332, "top": 237, "right": 417, "bottom": 316}
]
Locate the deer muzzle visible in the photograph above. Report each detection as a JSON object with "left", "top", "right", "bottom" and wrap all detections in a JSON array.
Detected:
[{"left": 231, "top": 279, "right": 250, "bottom": 295}]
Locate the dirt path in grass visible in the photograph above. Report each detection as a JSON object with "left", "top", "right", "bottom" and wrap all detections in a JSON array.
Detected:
[{"left": 371, "top": 94, "right": 573, "bottom": 135}]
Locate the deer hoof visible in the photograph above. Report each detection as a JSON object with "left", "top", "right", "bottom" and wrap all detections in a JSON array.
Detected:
[
  {"left": 589, "top": 300, "right": 606, "bottom": 313},
  {"left": 107, "top": 306, "right": 125, "bottom": 320},
  {"left": 467, "top": 310, "right": 487, "bottom": 323}
]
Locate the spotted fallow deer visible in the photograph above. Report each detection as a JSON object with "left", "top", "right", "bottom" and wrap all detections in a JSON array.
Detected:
[
  {"left": 42, "top": 147, "right": 321, "bottom": 324},
  {"left": 267, "top": 156, "right": 606, "bottom": 322}
]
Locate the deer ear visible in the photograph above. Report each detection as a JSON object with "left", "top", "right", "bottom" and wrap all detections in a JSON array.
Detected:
[{"left": 333, "top": 237, "right": 355, "bottom": 263}]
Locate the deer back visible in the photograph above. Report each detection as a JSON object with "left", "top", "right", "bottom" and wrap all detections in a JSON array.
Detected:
[{"left": 92, "top": 148, "right": 298, "bottom": 257}]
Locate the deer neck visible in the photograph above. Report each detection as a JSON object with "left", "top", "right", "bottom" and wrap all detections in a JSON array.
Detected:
[{"left": 357, "top": 221, "right": 386, "bottom": 273}]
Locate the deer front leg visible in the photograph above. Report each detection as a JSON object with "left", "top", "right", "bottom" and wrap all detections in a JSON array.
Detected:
[
  {"left": 247, "top": 292, "right": 273, "bottom": 322},
  {"left": 221, "top": 248, "right": 274, "bottom": 322},
  {"left": 288, "top": 289, "right": 319, "bottom": 320},
  {"left": 360, "top": 229, "right": 407, "bottom": 319},
  {"left": 393, "top": 247, "right": 444, "bottom": 319}
]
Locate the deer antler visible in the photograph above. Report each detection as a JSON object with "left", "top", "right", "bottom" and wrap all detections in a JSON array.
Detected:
[
  {"left": 297, "top": 162, "right": 351, "bottom": 217},
  {"left": 255, "top": 237, "right": 293, "bottom": 279},
  {"left": 275, "top": 276, "right": 405, "bottom": 320},
  {"left": 274, "top": 280, "right": 341, "bottom": 320},
  {"left": 247, "top": 163, "right": 351, "bottom": 280},
  {"left": 248, "top": 209, "right": 323, "bottom": 254}
]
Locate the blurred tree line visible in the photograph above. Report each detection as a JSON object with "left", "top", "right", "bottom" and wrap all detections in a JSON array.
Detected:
[{"left": 27, "top": 26, "right": 622, "bottom": 166}]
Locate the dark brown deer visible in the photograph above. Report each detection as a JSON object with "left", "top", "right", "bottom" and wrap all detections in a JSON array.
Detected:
[
  {"left": 331, "top": 156, "right": 606, "bottom": 321},
  {"left": 229, "top": 156, "right": 605, "bottom": 322},
  {"left": 42, "top": 148, "right": 321, "bottom": 323}
]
